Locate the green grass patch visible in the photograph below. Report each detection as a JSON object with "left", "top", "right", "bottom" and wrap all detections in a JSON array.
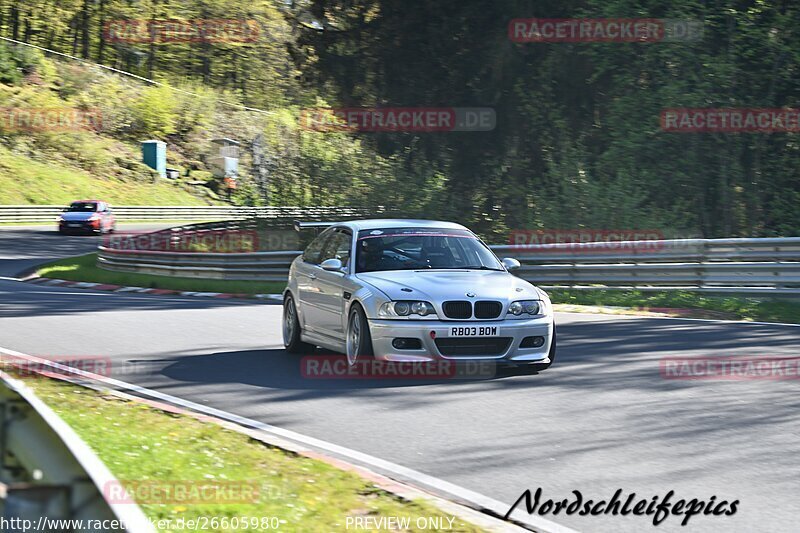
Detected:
[
  {"left": 24, "top": 377, "right": 484, "bottom": 532},
  {"left": 548, "top": 289, "right": 800, "bottom": 324},
  {"left": 0, "top": 146, "right": 211, "bottom": 206},
  {"left": 37, "top": 253, "right": 286, "bottom": 295}
]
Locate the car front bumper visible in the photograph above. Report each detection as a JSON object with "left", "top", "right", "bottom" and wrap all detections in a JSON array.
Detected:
[
  {"left": 59, "top": 221, "right": 100, "bottom": 233},
  {"left": 368, "top": 316, "right": 554, "bottom": 364}
]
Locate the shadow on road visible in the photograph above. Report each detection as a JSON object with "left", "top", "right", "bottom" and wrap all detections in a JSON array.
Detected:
[
  {"left": 0, "top": 281, "right": 276, "bottom": 318},
  {"left": 143, "top": 317, "right": 800, "bottom": 399},
  {"left": 152, "top": 349, "right": 540, "bottom": 391}
]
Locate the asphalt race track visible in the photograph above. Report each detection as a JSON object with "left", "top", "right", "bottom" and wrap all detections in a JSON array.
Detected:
[
  {"left": 0, "top": 224, "right": 171, "bottom": 277},
  {"left": 1, "top": 227, "right": 799, "bottom": 532}
]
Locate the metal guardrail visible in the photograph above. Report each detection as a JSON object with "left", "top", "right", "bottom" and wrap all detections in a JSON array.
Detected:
[
  {"left": 96, "top": 235, "right": 800, "bottom": 295},
  {"left": 493, "top": 238, "right": 800, "bottom": 294},
  {"left": 0, "top": 360, "right": 154, "bottom": 532},
  {"left": 98, "top": 248, "right": 301, "bottom": 281},
  {"left": 0, "top": 205, "right": 374, "bottom": 224}
]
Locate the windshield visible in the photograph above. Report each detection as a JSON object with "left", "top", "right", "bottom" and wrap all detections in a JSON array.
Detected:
[
  {"left": 355, "top": 228, "right": 502, "bottom": 273},
  {"left": 67, "top": 202, "right": 98, "bottom": 212}
]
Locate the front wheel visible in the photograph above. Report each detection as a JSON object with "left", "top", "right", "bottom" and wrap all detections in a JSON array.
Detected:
[
  {"left": 283, "top": 295, "right": 314, "bottom": 353},
  {"left": 346, "top": 304, "right": 374, "bottom": 366}
]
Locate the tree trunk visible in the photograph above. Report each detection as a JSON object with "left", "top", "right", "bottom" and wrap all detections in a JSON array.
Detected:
[{"left": 96, "top": 0, "right": 107, "bottom": 63}]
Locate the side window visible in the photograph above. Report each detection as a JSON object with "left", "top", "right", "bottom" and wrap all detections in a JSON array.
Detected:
[
  {"left": 320, "top": 230, "right": 352, "bottom": 266},
  {"left": 303, "top": 229, "right": 333, "bottom": 265}
]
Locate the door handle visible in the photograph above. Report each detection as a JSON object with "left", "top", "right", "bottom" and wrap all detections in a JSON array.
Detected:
[{"left": 308, "top": 273, "right": 317, "bottom": 280}]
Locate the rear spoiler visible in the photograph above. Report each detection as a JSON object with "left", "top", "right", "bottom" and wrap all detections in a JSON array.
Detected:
[{"left": 293, "top": 220, "right": 335, "bottom": 232}]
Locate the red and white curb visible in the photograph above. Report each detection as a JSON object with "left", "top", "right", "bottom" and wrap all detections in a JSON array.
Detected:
[{"left": 20, "top": 275, "right": 283, "bottom": 301}]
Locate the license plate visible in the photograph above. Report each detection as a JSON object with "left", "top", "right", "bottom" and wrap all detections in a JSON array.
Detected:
[
  {"left": 447, "top": 326, "right": 498, "bottom": 337},
  {"left": 67, "top": 223, "right": 82, "bottom": 227}
]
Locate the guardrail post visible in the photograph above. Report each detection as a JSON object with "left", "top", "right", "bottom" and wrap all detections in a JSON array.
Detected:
[
  {"left": 698, "top": 240, "right": 710, "bottom": 289},
  {"left": 0, "top": 399, "right": 27, "bottom": 481}
]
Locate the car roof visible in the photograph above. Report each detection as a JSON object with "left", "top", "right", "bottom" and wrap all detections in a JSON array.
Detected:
[
  {"left": 333, "top": 219, "right": 470, "bottom": 232},
  {"left": 72, "top": 199, "right": 103, "bottom": 204}
]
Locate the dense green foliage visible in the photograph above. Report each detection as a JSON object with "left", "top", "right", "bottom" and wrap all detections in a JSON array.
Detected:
[
  {"left": 0, "top": 1, "right": 798, "bottom": 237},
  {"left": 294, "top": 0, "right": 800, "bottom": 239}
]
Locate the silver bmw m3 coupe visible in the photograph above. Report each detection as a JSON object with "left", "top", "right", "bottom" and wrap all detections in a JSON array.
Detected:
[{"left": 283, "top": 219, "right": 556, "bottom": 370}]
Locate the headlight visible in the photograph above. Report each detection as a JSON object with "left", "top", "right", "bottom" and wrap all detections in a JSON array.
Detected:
[
  {"left": 378, "top": 301, "right": 437, "bottom": 319},
  {"left": 506, "top": 300, "right": 544, "bottom": 318}
]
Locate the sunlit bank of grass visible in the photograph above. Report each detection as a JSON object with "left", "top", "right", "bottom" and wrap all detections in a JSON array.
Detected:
[
  {"left": 22, "top": 377, "right": 484, "bottom": 532},
  {"left": 0, "top": 146, "right": 211, "bottom": 206}
]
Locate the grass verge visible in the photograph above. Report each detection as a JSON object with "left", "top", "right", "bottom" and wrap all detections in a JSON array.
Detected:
[
  {"left": 37, "top": 253, "right": 287, "bottom": 295},
  {"left": 20, "top": 376, "right": 483, "bottom": 532},
  {"left": 548, "top": 289, "right": 800, "bottom": 324}
]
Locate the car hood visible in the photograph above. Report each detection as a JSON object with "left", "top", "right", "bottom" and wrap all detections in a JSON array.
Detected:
[
  {"left": 60, "top": 212, "right": 96, "bottom": 221},
  {"left": 355, "top": 269, "right": 540, "bottom": 302}
]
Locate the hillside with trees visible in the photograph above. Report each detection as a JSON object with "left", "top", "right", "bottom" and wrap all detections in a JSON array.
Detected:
[{"left": 0, "top": 0, "right": 798, "bottom": 238}]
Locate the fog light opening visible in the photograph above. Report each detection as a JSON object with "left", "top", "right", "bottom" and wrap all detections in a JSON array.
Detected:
[
  {"left": 392, "top": 338, "right": 423, "bottom": 350},
  {"left": 520, "top": 336, "right": 545, "bottom": 348}
]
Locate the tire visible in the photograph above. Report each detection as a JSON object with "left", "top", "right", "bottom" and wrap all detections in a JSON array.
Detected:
[
  {"left": 345, "top": 304, "right": 374, "bottom": 367},
  {"left": 531, "top": 325, "right": 557, "bottom": 372},
  {"left": 283, "top": 295, "right": 314, "bottom": 353}
]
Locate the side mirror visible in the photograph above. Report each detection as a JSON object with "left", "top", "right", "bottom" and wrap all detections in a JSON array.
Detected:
[
  {"left": 320, "top": 258, "right": 344, "bottom": 272},
  {"left": 502, "top": 257, "right": 521, "bottom": 271}
]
